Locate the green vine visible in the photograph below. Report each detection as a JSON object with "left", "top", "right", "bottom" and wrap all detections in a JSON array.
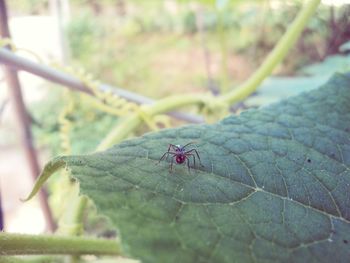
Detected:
[
  {"left": 218, "top": 0, "right": 321, "bottom": 105},
  {"left": 0, "top": 232, "right": 121, "bottom": 256},
  {"left": 56, "top": 91, "right": 87, "bottom": 240},
  {"left": 0, "top": 256, "right": 61, "bottom": 263}
]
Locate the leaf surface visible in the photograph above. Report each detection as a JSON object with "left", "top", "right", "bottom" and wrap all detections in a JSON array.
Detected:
[{"left": 31, "top": 73, "right": 350, "bottom": 263}]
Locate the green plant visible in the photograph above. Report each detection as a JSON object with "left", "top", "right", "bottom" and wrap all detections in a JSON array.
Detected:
[
  {"left": 7, "top": 1, "right": 350, "bottom": 263},
  {"left": 6, "top": 72, "right": 350, "bottom": 263}
]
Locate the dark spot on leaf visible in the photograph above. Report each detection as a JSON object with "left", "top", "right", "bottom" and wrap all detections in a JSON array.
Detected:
[
  {"left": 307, "top": 159, "right": 311, "bottom": 163},
  {"left": 70, "top": 178, "right": 76, "bottom": 183},
  {"left": 344, "top": 240, "right": 348, "bottom": 244},
  {"left": 100, "top": 229, "right": 117, "bottom": 238},
  {"left": 175, "top": 215, "right": 180, "bottom": 221}
]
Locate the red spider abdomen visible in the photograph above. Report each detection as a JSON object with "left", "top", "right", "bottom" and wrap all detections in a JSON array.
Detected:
[{"left": 176, "top": 155, "right": 186, "bottom": 164}]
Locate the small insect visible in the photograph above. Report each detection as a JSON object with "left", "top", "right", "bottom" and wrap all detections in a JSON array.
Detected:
[{"left": 158, "top": 142, "right": 203, "bottom": 172}]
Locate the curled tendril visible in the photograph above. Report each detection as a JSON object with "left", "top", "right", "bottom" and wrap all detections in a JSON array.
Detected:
[{"left": 58, "top": 91, "right": 75, "bottom": 155}]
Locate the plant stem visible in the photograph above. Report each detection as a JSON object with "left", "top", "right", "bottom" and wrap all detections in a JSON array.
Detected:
[
  {"left": 219, "top": 0, "right": 321, "bottom": 105},
  {"left": 216, "top": 8, "right": 229, "bottom": 93},
  {"left": 0, "top": 256, "right": 61, "bottom": 263},
  {"left": 57, "top": 94, "right": 88, "bottom": 237},
  {"left": 56, "top": 183, "right": 88, "bottom": 236},
  {"left": 0, "top": 233, "right": 121, "bottom": 256}
]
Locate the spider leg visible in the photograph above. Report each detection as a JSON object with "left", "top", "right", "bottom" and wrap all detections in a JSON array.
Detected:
[
  {"left": 185, "top": 149, "right": 204, "bottom": 167},
  {"left": 158, "top": 152, "right": 176, "bottom": 164},
  {"left": 158, "top": 152, "right": 169, "bottom": 163},
  {"left": 182, "top": 142, "right": 194, "bottom": 149},
  {"left": 170, "top": 155, "right": 175, "bottom": 173},
  {"left": 186, "top": 157, "right": 191, "bottom": 173},
  {"left": 185, "top": 153, "right": 196, "bottom": 168}
]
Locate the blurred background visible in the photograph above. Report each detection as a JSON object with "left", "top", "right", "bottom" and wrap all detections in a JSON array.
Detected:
[{"left": 0, "top": 0, "right": 349, "bottom": 235}]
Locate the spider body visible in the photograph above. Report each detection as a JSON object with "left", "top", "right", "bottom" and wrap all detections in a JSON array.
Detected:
[
  {"left": 176, "top": 154, "right": 186, "bottom": 164},
  {"left": 159, "top": 142, "right": 203, "bottom": 172}
]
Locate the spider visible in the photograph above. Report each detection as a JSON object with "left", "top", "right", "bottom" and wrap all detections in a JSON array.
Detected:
[{"left": 158, "top": 142, "right": 203, "bottom": 172}]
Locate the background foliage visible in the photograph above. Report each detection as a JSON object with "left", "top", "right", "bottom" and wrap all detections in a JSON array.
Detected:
[{"left": 24, "top": 0, "right": 350, "bottom": 156}]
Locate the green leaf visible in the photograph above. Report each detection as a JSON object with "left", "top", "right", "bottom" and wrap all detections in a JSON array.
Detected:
[
  {"left": 28, "top": 73, "right": 350, "bottom": 263},
  {"left": 339, "top": 41, "right": 350, "bottom": 53},
  {"left": 245, "top": 75, "right": 328, "bottom": 107},
  {"left": 300, "top": 54, "right": 350, "bottom": 77}
]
